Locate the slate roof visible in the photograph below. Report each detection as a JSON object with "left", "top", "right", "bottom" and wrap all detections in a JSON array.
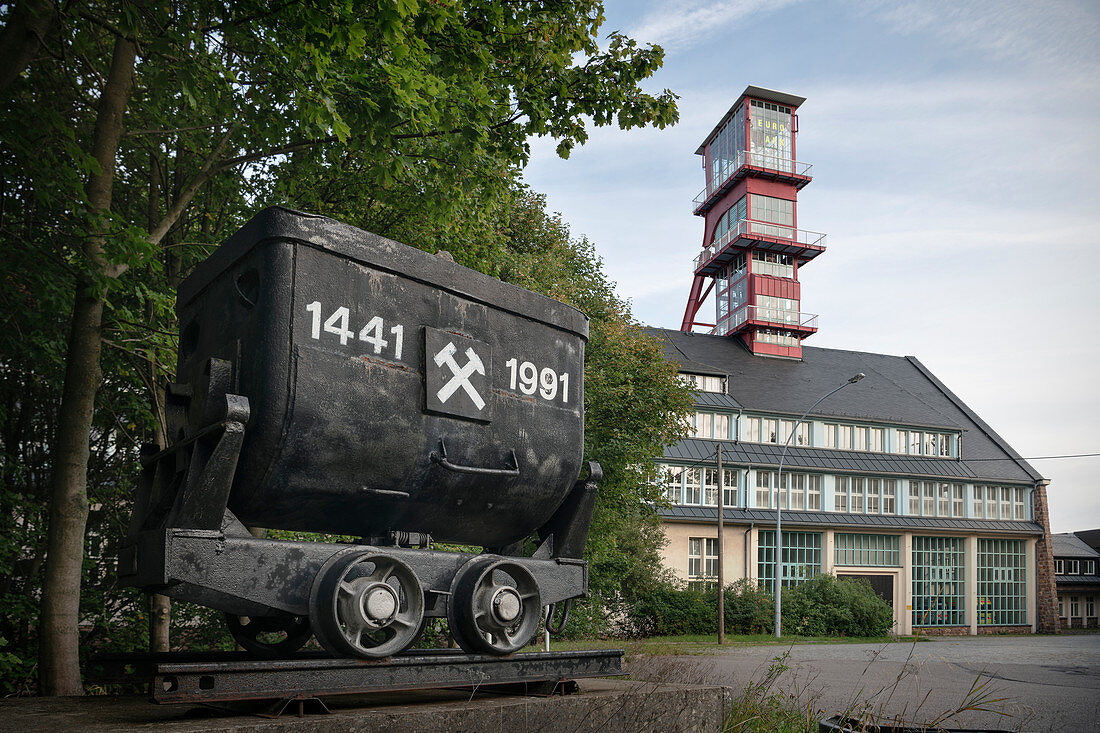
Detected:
[
  {"left": 1055, "top": 575, "right": 1100, "bottom": 587},
  {"left": 694, "top": 392, "right": 743, "bottom": 410},
  {"left": 666, "top": 438, "right": 983, "bottom": 481},
  {"left": 660, "top": 505, "right": 1043, "bottom": 536},
  {"left": 1052, "top": 533, "right": 1100, "bottom": 559},
  {"left": 647, "top": 328, "right": 1042, "bottom": 485},
  {"left": 1073, "top": 528, "right": 1100, "bottom": 552}
]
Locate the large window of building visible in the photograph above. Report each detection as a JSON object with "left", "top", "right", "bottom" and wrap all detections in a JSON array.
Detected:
[
  {"left": 835, "top": 534, "right": 901, "bottom": 567},
  {"left": 758, "top": 530, "right": 820, "bottom": 589},
  {"left": 684, "top": 468, "right": 702, "bottom": 505},
  {"left": 688, "top": 537, "right": 718, "bottom": 579},
  {"left": 703, "top": 468, "right": 719, "bottom": 506},
  {"left": 912, "top": 536, "right": 966, "bottom": 627},
  {"left": 835, "top": 477, "right": 898, "bottom": 515},
  {"left": 690, "top": 411, "right": 732, "bottom": 440},
  {"left": 660, "top": 463, "right": 739, "bottom": 508},
  {"left": 977, "top": 539, "right": 1026, "bottom": 626},
  {"left": 973, "top": 485, "right": 1027, "bottom": 520},
  {"left": 749, "top": 99, "right": 793, "bottom": 171},
  {"left": 908, "top": 482, "right": 964, "bottom": 518},
  {"left": 756, "top": 471, "right": 822, "bottom": 510},
  {"left": 682, "top": 373, "right": 725, "bottom": 393},
  {"left": 663, "top": 465, "right": 683, "bottom": 504}
]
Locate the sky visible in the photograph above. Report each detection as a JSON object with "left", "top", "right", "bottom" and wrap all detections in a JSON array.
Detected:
[{"left": 522, "top": 0, "right": 1100, "bottom": 534}]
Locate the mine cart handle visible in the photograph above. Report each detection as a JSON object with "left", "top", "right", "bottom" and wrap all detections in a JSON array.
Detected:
[{"left": 430, "top": 438, "right": 520, "bottom": 477}]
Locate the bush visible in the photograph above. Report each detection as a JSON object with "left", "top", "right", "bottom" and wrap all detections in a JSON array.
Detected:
[
  {"left": 781, "top": 574, "right": 894, "bottom": 637},
  {"left": 724, "top": 578, "right": 775, "bottom": 635},
  {"left": 628, "top": 583, "right": 716, "bottom": 636},
  {"left": 624, "top": 574, "right": 893, "bottom": 639}
]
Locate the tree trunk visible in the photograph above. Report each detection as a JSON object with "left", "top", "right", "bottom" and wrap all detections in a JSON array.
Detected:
[
  {"left": 145, "top": 151, "right": 172, "bottom": 653},
  {"left": 38, "top": 34, "right": 135, "bottom": 697}
]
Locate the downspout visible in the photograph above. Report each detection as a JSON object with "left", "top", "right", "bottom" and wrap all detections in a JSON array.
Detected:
[{"left": 744, "top": 462, "right": 753, "bottom": 578}]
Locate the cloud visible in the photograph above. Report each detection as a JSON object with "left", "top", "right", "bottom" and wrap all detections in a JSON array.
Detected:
[
  {"left": 858, "top": 0, "right": 1100, "bottom": 71},
  {"left": 628, "top": 0, "right": 804, "bottom": 51}
]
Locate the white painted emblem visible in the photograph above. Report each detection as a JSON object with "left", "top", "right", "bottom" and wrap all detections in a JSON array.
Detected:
[{"left": 433, "top": 341, "right": 486, "bottom": 410}]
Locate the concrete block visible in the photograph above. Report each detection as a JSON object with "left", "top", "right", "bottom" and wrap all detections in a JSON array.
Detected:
[{"left": 0, "top": 678, "right": 734, "bottom": 732}]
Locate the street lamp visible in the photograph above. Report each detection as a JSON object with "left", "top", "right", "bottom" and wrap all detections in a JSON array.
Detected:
[{"left": 774, "top": 372, "right": 865, "bottom": 638}]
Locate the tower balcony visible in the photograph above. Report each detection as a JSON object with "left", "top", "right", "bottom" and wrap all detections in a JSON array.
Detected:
[
  {"left": 711, "top": 305, "right": 820, "bottom": 337},
  {"left": 693, "top": 150, "right": 813, "bottom": 215},
  {"left": 694, "top": 219, "right": 826, "bottom": 276}
]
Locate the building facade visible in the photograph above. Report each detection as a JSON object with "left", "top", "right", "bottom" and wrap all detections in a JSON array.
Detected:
[
  {"left": 1053, "top": 533, "right": 1099, "bottom": 628},
  {"left": 655, "top": 86, "right": 1057, "bottom": 635}
]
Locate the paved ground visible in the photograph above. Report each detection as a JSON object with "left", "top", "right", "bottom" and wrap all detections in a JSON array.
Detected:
[{"left": 626, "top": 634, "right": 1100, "bottom": 732}]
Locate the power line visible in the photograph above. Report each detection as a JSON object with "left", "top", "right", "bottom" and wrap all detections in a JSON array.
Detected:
[{"left": 966, "top": 452, "right": 1100, "bottom": 462}]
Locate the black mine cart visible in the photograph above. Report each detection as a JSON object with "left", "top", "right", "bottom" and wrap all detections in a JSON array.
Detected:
[{"left": 118, "top": 207, "right": 601, "bottom": 665}]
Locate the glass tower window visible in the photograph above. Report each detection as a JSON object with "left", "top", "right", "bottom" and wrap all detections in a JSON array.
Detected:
[
  {"left": 748, "top": 194, "right": 794, "bottom": 239},
  {"left": 749, "top": 99, "right": 793, "bottom": 172},
  {"left": 707, "top": 105, "right": 747, "bottom": 193},
  {"left": 751, "top": 251, "right": 794, "bottom": 278}
]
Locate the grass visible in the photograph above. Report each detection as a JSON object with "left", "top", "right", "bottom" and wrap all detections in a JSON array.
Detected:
[
  {"left": 617, "top": 635, "right": 1033, "bottom": 732},
  {"left": 533, "top": 632, "right": 919, "bottom": 660}
]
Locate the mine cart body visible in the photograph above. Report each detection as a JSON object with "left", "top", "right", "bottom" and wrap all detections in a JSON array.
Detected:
[
  {"left": 120, "top": 208, "right": 599, "bottom": 660},
  {"left": 174, "top": 207, "right": 587, "bottom": 546}
]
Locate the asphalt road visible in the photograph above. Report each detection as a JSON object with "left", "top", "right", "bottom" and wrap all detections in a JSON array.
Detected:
[{"left": 626, "top": 634, "right": 1100, "bottom": 732}]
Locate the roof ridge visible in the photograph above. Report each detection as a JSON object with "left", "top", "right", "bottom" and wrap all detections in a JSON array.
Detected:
[{"left": 904, "top": 356, "right": 1043, "bottom": 483}]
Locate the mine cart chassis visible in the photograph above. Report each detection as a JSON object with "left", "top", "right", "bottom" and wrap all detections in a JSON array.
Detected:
[
  {"left": 90, "top": 649, "right": 624, "bottom": 711},
  {"left": 118, "top": 361, "right": 600, "bottom": 659}
]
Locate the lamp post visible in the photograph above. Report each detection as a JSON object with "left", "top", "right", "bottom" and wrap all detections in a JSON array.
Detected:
[{"left": 774, "top": 372, "right": 865, "bottom": 638}]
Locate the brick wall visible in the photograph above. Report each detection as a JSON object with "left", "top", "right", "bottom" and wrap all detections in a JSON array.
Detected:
[
  {"left": 977, "top": 625, "right": 1030, "bottom": 635},
  {"left": 914, "top": 626, "right": 969, "bottom": 636},
  {"left": 1033, "top": 480, "right": 1060, "bottom": 633}
]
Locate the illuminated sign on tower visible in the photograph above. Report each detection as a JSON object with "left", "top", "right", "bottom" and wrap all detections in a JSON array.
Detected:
[{"left": 680, "top": 86, "right": 825, "bottom": 359}]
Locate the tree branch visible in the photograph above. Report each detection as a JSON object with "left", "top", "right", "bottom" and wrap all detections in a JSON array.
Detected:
[{"left": 147, "top": 122, "right": 238, "bottom": 247}]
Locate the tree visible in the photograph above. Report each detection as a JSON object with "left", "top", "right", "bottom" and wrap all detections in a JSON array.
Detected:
[
  {"left": 492, "top": 190, "right": 692, "bottom": 605},
  {"left": 1, "top": 0, "right": 677, "bottom": 694}
]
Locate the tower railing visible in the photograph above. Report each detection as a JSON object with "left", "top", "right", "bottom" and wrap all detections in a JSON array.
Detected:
[
  {"left": 714, "top": 305, "right": 820, "bottom": 334},
  {"left": 693, "top": 150, "right": 814, "bottom": 210},
  {"left": 695, "top": 219, "right": 827, "bottom": 271}
]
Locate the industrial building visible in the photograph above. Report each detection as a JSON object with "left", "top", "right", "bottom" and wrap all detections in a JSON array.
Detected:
[{"left": 653, "top": 86, "right": 1059, "bottom": 634}]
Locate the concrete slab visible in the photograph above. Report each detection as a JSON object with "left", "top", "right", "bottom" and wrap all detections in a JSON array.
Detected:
[{"left": 0, "top": 679, "right": 734, "bottom": 732}]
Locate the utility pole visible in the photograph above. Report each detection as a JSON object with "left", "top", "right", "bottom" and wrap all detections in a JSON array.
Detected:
[{"left": 717, "top": 445, "right": 725, "bottom": 645}]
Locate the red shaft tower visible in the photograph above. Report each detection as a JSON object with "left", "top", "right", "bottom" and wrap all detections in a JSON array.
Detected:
[{"left": 681, "top": 86, "right": 825, "bottom": 359}]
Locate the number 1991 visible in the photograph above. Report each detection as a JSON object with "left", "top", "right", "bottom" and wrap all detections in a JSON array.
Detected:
[{"left": 505, "top": 358, "right": 569, "bottom": 403}]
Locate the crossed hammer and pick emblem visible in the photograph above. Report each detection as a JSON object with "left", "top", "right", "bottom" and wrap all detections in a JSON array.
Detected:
[{"left": 433, "top": 341, "right": 486, "bottom": 411}]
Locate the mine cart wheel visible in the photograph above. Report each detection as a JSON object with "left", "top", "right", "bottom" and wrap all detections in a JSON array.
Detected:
[
  {"left": 447, "top": 556, "right": 542, "bottom": 655},
  {"left": 224, "top": 613, "right": 313, "bottom": 658},
  {"left": 309, "top": 550, "right": 425, "bottom": 659}
]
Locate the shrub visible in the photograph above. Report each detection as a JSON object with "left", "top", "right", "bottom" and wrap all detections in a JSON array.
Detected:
[
  {"left": 624, "top": 575, "right": 892, "bottom": 639},
  {"left": 781, "top": 574, "right": 894, "bottom": 637},
  {"left": 628, "top": 583, "right": 716, "bottom": 636},
  {"left": 724, "top": 578, "right": 775, "bottom": 635}
]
